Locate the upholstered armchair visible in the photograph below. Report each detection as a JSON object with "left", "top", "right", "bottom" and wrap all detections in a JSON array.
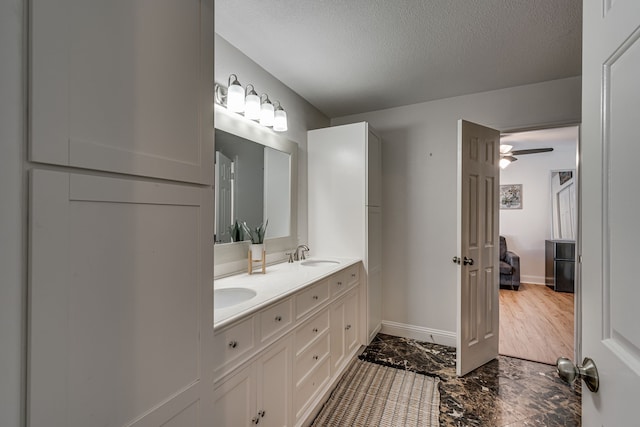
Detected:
[{"left": 499, "top": 236, "right": 520, "bottom": 290}]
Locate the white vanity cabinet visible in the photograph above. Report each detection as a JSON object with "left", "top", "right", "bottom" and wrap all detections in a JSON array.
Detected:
[
  {"left": 214, "top": 337, "right": 292, "bottom": 427},
  {"left": 213, "top": 263, "right": 364, "bottom": 427},
  {"left": 308, "top": 122, "right": 383, "bottom": 343}
]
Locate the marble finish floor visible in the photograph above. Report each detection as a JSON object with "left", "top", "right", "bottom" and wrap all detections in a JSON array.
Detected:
[{"left": 359, "top": 334, "right": 581, "bottom": 427}]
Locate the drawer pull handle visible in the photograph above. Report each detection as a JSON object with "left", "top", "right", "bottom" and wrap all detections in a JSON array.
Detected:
[
  {"left": 337, "top": 281, "right": 343, "bottom": 286},
  {"left": 312, "top": 328, "right": 318, "bottom": 333},
  {"left": 345, "top": 324, "right": 351, "bottom": 330},
  {"left": 351, "top": 273, "right": 356, "bottom": 277},
  {"left": 313, "top": 355, "right": 319, "bottom": 360},
  {"left": 259, "top": 410, "right": 266, "bottom": 418},
  {"left": 275, "top": 316, "right": 282, "bottom": 322},
  {"left": 312, "top": 295, "right": 318, "bottom": 300},
  {"left": 228, "top": 341, "right": 238, "bottom": 348}
]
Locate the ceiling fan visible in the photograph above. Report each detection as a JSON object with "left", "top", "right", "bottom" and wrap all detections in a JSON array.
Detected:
[{"left": 499, "top": 144, "right": 554, "bottom": 168}]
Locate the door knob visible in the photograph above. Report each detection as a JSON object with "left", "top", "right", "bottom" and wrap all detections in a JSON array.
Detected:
[
  {"left": 463, "top": 257, "right": 474, "bottom": 266},
  {"left": 556, "top": 357, "right": 599, "bottom": 392},
  {"left": 452, "top": 256, "right": 461, "bottom": 264}
]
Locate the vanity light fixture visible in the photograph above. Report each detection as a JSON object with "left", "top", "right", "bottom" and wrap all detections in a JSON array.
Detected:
[
  {"left": 214, "top": 74, "right": 288, "bottom": 132},
  {"left": 244, "top": 84, "right": 261, "bottom": 120},
  {"left": 260, "top": 94, "right": 275, "bottom": 127},
  {"left": 226, "top": 74, "right": 245, "bottom": 113},
  {"left": 273, "top": 101, "right": 288, "bottom": 132}
]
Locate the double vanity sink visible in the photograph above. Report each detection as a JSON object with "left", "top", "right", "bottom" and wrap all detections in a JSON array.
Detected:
[{"left": 214, "top": 258, "right": 356, "bottom": 329}]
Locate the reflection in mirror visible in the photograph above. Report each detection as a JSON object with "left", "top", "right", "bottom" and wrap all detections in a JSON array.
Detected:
[
  {"left": 214, "top": 129, "right": 292, "bottom": 244},
  {"left": 551, "top": 170, "right": 576, "bottom": 240}
]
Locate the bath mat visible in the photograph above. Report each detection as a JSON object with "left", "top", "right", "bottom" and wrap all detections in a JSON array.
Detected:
[{"left": 311, "top": 359, "right": 440, "bottom": 426}]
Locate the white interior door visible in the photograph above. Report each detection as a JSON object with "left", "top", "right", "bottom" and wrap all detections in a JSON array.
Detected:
[
  {"left": 215, "top": 151, "right": 233, "bottom": 243},
  {"left": 557, "top": 183, "right": 575, "bottom": 239},
  {"left": 581, "top": 0, "right": 640, "bottom": 424},
  {"left": 457, "top": 120, "right": 500, "bottom": 376}
]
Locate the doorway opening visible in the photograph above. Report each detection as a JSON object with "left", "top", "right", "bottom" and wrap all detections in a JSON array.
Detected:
[{"left": 498, "top": 125, "right": 579, "bottom": 365}]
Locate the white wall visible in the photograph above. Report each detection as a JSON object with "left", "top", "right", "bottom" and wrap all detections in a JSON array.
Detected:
[
  {"left": 0, "top": 0, "right": 25, "bottom": 425},
  {"left": 332, "top": 76, "right": 581, "bottom": 341},
  {"left": 215, "top": 35, "right": 330, "bottom": 251},
  {"left": 500, "top": 143, "right": 577, "bottom": 284}
]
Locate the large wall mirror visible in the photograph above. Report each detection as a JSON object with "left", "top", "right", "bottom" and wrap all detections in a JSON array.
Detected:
[{"left": 214, "top": 105, "right": 298, "bottom": 274}]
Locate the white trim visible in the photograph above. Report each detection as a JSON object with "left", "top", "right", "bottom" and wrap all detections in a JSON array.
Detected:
[
  {"left": 380, "top": 321, "right": 457, "bottom": 348},
  {"left": 520, "top": 275, "right": 545, "bottom": 285},
  {"left": 368, "top": 322, "right": 382, "bottom": 344}
]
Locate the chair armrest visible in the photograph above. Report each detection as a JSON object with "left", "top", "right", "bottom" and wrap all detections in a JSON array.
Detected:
[{"left": 504, "top": 251, "right": 520, "bottom": 284}]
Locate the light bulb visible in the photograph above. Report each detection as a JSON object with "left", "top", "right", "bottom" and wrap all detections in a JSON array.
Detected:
[
  {"left": 244, "top": 84, "right": 260, "bottom": 120},
  {"left": 273, "top": 103, "right": 288, "bottom": 132},
  {"left": 226, "top": 74, "right": 244, "bottom": 113},
  {"left": 260, "top": 95, "right": 274, "bottom": 127}
]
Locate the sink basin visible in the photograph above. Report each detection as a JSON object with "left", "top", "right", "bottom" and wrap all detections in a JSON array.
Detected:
[
  {"left": 300, "top": 259, "right": 340, "bottom": 267},
  {"left": 214, "top": 287, "right": 257, "bottom": 309}
]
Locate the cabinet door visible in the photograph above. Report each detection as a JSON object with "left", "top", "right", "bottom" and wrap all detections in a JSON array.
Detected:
[
  {"left": 29, "top": 170, "right": 214, "bottom": 427},
  {"left": 214, "top": 365, "right": 256, "bottom": 427},
  {"left": 330, "top": 298, "right": 347, "bottom": 374},
  {"left": 256, "top": 338, "right": 293, "bottom": 427},
  {"left": 30, "top": 0, "right": 213, "bottom": 184},
  {"left": 344, "top": 287, "right": 360, "bottom": 355},
  {"left": 367, "top": 129, "right": 382, "bottom": 207}
]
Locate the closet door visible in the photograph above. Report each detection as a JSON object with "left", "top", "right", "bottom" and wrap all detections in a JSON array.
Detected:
[
  {"left": 29, "top": 170, "right": 213, "bottom": 427},
  {"left": 30, "top": 0, "right": 213, "bottom": 184}
]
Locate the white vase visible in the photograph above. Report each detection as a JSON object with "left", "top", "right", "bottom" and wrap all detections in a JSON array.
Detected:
[{"left": 250, "top": 243, "right": 264, "bottom": 261}]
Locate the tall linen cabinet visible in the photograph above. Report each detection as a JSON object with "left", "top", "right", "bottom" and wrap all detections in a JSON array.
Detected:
[
  {"left": 27, "top": 1, "right": 215, "bottom": 426},
  {"left": 308, "top": 122, "right": 382, "bottom": 342}
]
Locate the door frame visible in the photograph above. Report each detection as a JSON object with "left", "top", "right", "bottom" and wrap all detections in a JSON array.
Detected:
[{"left": 497, "top": 122, "right": 582, "bottom": 364}]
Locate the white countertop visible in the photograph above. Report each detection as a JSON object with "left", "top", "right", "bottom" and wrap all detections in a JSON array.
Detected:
[{"left": 214, "top": 257, "right": 361, "bottom": 330}]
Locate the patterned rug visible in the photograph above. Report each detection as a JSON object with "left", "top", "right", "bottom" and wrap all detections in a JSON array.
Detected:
[{"left": 311, "top": 359, "right": 440, "bottom": 426}]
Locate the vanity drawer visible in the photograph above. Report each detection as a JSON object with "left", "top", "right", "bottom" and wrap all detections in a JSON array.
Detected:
[
  {"left": 295, "top": 333, "right": 329, "bottom": 385},
  {"left": 295, "top": 279, "right": 329, "bottom": 319},
  {"left": 260, "top": 297, "right": 292, "bottom": 343},
  {"left": 345, "top": 264, "right": 360, "bottom": 286},
  {"left": 213, "top": 316, "right": 255, "bottom": 378},
  {"left": 329, "top": 271, "right": 348, "bottom": 298},
  {"left": 295, "top": 357, "right": 331, "bottom": 419},
  {"left": 294, "top": 309, "right": 329, "bottom": 355}
]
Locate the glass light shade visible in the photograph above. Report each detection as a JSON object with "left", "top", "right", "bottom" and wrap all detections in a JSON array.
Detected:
[
  {"left": 499, "top": 158, "right": 512, "bottom": 169},
  {"left": 244, "top": 93, "right": 261, "bottom": 120},
  {"left": 273, "top": 108, "right": 288, "bottom": 132},
  {"left": 227, "top": 83, "right": 245, "bottom": 113},
  {"left": 260, "top": 101, "right": 274, "bottom": 127},
  {"left": 499, "top": 144, "right": 513, "bottom": 154}
]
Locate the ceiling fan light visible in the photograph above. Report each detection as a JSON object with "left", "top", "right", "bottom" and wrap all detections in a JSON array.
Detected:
[
  {"left": 499, "top": 158, "right": 512, "bottom": 169},
  {"left": 499, "top": 144, "right": 513, "bottom": 154}
]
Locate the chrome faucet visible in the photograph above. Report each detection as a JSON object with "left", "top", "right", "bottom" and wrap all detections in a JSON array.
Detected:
[{"left": 294, "top": 244, "right": 309, "bottom": 261}]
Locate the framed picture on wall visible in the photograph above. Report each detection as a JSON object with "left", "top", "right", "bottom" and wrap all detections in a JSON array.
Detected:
[{"left": 500, "top": 184, "right": 523, "bottom": 209}]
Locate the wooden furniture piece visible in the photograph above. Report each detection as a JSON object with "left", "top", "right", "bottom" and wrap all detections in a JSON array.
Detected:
[{"left": 545, "top": 240, "right": 576, "bottom": 293}]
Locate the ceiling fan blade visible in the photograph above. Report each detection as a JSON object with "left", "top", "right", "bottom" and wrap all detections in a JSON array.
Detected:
[{"left": 511, "top": 148, "right": 554, "bottom": 155}]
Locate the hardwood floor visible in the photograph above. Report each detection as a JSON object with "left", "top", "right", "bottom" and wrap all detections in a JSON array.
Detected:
[{"left": 499, "top": 283, "right": 574, "bottom": 365}]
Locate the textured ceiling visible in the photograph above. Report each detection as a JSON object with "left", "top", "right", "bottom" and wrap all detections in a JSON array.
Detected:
[
  {"left": 502, "top": 126, "right": 579, "bottom": 150},
  {"left": 215, "top": 0, "right": 582, "bottom": 118}
]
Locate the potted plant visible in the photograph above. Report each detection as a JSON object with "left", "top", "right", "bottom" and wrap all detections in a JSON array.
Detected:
[
  {"left": 242, "top": 219, "right": 268, "bottom": 260},
  {"left": 228, "top": 220, "right": 244, "bottom": 242}
]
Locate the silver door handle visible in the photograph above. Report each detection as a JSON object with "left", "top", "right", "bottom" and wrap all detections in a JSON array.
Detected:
[
  {"left": 556, "top": 357, "right": 599, "bottom": 392},
  {"left": 463, "top": 257, "right": 474, "bottom": 266},
  {"left": 452, "top": 256, "right": 461, "bottom": 264}
]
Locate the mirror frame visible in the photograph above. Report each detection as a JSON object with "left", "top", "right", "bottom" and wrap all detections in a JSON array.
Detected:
[{"left": 214, "top": 105, "right": 298, "bottom": 276}]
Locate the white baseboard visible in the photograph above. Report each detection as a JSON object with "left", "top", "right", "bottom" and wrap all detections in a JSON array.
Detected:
[
  {"left": 380, "top": 321, "right": 456, "bottom": 348},
  {"left": 520, "top": 275, "right": 545, "bottom": 285},
  {"left": 368, "top": 322, "right": 382, "bottom": 344}
]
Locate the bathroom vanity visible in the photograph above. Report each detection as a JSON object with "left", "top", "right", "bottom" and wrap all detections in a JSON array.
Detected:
[{"left": 213, "top": 259, "right": 364, "bottom": 427}]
